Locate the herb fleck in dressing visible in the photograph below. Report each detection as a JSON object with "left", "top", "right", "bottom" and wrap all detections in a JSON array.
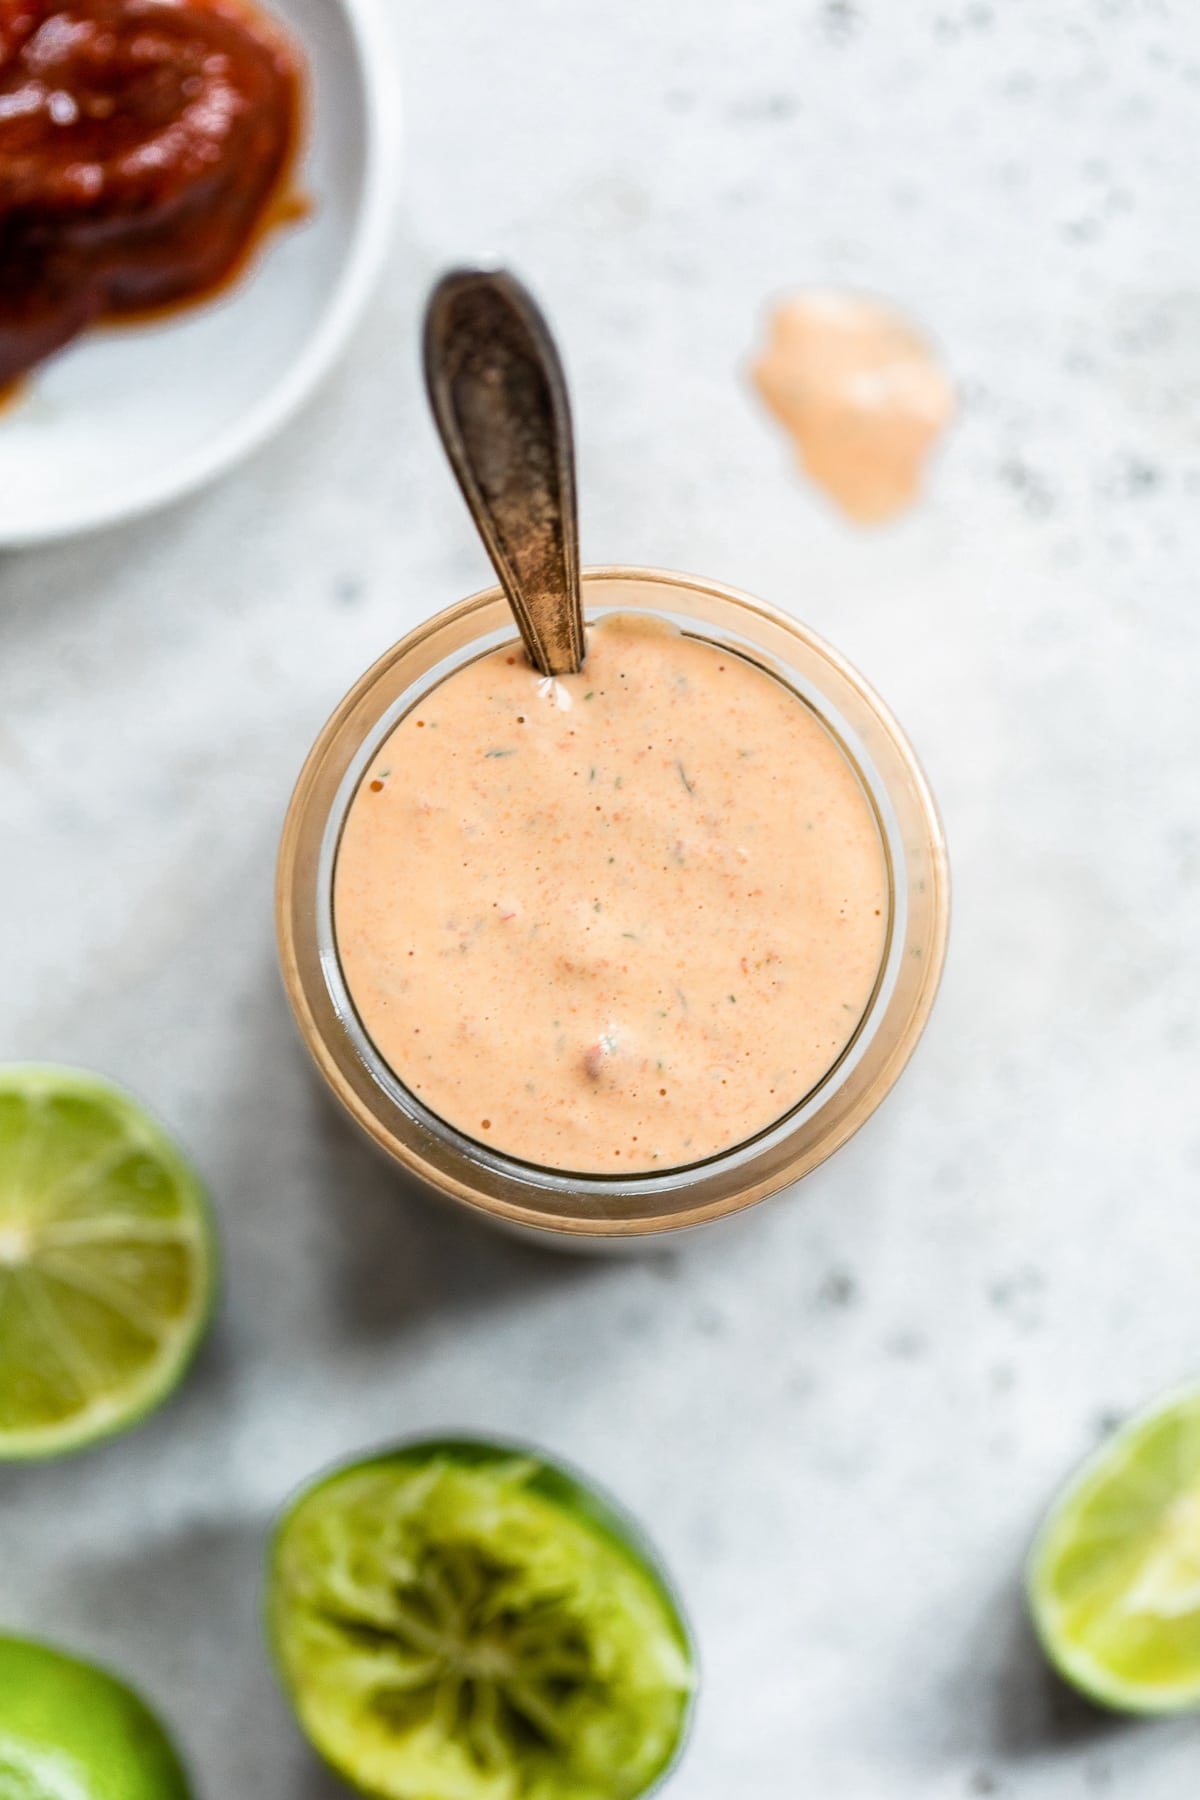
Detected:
[{"left": 334, "top": 615, "right": 888, "bottom": 1173}]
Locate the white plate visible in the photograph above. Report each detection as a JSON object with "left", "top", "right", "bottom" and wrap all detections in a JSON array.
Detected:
[{"left": 0, "top": 0, "right": 399, "bottom": 546}]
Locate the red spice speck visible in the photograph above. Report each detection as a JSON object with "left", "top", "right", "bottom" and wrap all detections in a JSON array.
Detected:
[{"left": 369, "top": 779, "right": 384, "bottom": 792}]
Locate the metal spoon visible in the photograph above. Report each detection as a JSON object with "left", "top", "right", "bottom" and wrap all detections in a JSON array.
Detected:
[{"left": 423, "top": 268, "right": 586, "bottom": 677}]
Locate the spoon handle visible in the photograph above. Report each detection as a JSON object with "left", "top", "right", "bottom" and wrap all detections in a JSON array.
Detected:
[{"left": 423, "top": 269, "right": 586, "bottom": 678}]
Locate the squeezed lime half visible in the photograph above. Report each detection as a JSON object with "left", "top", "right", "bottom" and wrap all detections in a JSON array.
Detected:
[
  {"left": 268, "top": 1439, "right": 696, "bottom": 1800},
  {"left": 1029, "top": 1384, "right": 1200, "bottom": 1712},
  {"left": 0, "top": 1065, "right": 217, "bottom": 1460},
  {"left": 0, "top": 1634, "right": 193, "bottom": 1800}
]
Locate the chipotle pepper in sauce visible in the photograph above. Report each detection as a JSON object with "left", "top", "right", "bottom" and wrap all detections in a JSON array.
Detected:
[{"left": 0, "top": 0, "right": 303, "bottom": 387}]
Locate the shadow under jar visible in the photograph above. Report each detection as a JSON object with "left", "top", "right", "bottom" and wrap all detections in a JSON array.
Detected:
[{"left": 276, "top": 566, "right": 950, "bottom": 1243}]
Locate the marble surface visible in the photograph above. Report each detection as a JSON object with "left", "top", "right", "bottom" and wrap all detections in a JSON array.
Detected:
[{"left": 4, "top": 2, "right": 1200, "bottom": 1794}]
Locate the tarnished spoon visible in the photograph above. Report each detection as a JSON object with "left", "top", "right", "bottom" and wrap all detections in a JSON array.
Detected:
[{"left": 423, "top": 268, "right": 586, "bottom": 677}]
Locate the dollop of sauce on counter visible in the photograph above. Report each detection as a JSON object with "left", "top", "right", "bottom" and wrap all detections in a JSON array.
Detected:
[
  {"left": 752, "top": 292, "right": 954, "bottom": 523},
  {"left": 0, "top": 0, "right": 303, "bottom": 387},
  {"left": 334, "top": 616, "right": 889, "bottom": 1175}
]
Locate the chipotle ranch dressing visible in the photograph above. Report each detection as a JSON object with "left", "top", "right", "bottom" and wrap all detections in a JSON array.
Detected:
[
  {"left": 752, "top": 293, "right": 953, "bottom": 523},
  {"left": 334, "top": 615, "right": 888, "bottom": 1174}
]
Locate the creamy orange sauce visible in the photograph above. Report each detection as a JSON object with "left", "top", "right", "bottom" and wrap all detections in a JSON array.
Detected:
[
  {"left": 752, "top": 292, "right": 953, "bottom": 523},
  {"left": 334, "top": 616, "right": 888, "bottom": 1174}
]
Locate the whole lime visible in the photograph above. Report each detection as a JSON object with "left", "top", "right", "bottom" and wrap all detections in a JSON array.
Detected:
[{"left": 0, "top": 1635, "right": 192, "bottom": 1799}]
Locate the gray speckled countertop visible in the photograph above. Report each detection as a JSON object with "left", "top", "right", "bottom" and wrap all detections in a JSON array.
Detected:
[{"left": 4, "top": 2, "right": 1200, "bottom": 1795}]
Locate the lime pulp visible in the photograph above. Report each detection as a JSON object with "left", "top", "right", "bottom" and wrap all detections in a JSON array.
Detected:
[
  {"left": 1029, "top": 1384, "right": 1200, "bottom": 1712},
  {"left": 268, "top": 1439, "right": 696, "bottom": 1800},
  {"left": 0, "top": 1065, "right": 217, "bottom": 1460}
]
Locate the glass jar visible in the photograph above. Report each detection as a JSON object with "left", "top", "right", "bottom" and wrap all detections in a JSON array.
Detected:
[{"left": 276, "top": 566, "right": 949, "bottom": 1242}]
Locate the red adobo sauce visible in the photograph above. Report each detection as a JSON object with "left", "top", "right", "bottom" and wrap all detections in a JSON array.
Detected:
[{"left": 0, "top": 0, "right": 303, "bottom": 387}]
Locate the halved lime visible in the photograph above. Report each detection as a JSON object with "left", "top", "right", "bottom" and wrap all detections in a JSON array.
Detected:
[
  {"left": 1028, "top": 1384, "right": 1200, "bottom": 1712},
  {"left": 268, "top": 1439, "right": 696, "bottom": 1800},
  {"left": 0, "top": 1065, "right": 217, "bottom": 1460},
  {"left": 0, "top": 1634, "right": 193, "bottom": 1799}
]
